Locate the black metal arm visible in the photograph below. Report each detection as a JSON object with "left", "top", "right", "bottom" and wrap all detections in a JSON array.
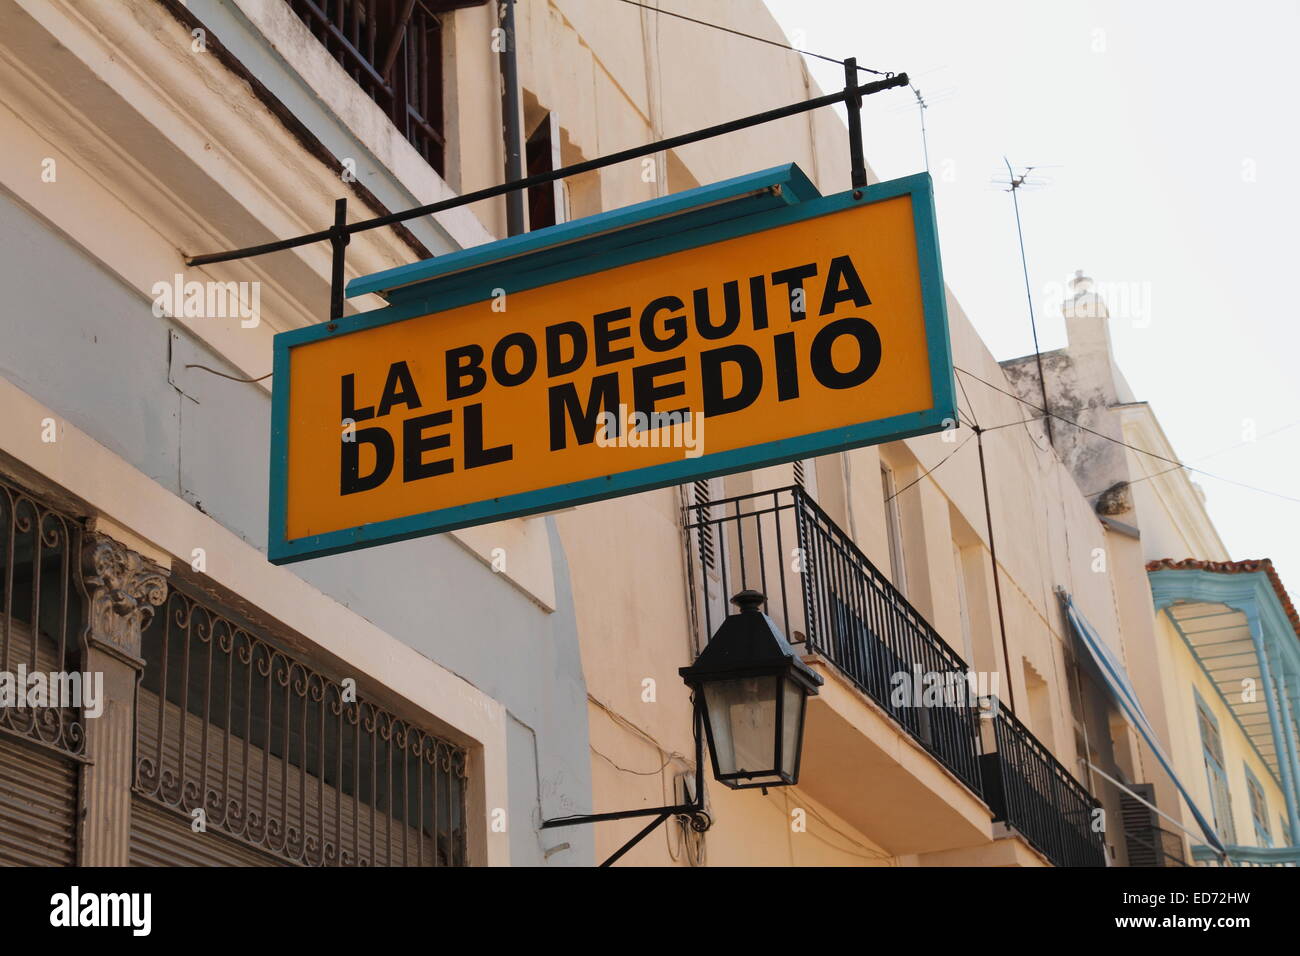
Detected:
[{"left": 541, "top": 700, "right": 711, "bottom": 867}]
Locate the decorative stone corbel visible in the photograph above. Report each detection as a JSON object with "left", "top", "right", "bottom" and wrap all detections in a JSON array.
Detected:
[{"left": 81, "top": 531, "right": 169, "bottom": 667}]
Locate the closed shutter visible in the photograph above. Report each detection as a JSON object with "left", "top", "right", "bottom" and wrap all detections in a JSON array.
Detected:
[
  {"left": 0, "top": 733, "right": 78, "bottom": 866},
  {"left": 1119, "top": 783, "right": 1160, "bottom": 867},
  {"left": 687, "top": 478, "right": 727, "bottom": 652},
  {"left": 0, "top": 619, "right": 80, "bottom": 867},
  {"left": 129, "top": 798, "right": 286, "bottom": 867}
]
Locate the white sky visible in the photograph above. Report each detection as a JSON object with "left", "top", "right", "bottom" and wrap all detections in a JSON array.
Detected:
[{"left": 764, "top": 0, "right": 1300, "bottom": 589}]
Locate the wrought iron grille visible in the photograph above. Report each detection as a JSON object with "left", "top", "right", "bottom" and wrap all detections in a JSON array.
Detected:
[
  {"left": 684, "top": 485, "right": 984, "bottom": 795},
  {"left": 980, "top": 702, "right": 1106, "bottom": 867},
  {"left": 0, "top": 477, "right": 86, "bottom": 759},
  {"left": 287, "top": 0, "right": 451, "bottom": 173},
  {"left": 135, "top": 582, "right": 469, "bottom": 866}
]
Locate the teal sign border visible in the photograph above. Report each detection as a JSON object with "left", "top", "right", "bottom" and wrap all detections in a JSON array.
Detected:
[{"left": 268, "top": 165, "right": 954, "bottom": 564}]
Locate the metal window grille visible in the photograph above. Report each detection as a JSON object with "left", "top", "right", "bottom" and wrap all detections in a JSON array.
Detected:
[
  {"left": 0, "top": 476, "right": 87, "bottom": 760},
  {"left": 287, "top": 0, "right": 451, "bottom": 174},
  {"left": 134, "top": 581, "right": 470, "bottom": 866}
]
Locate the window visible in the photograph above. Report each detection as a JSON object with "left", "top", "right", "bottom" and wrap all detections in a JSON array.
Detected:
[
  {"left": 880, "top": 463, "right": 907, "bottom": 596},
  {"left": 953, "top": 543, "right": 973, "bottom": 664},
  {"left": 135, "top": 580, "right": 470, "bottom": 866},
  {"left": 0, "top": 476, "right": 85, "bottom": 866},
  {"left": 1194, "top": 690, "right": 1237, "bottom": 844},
  {"left": 1024, "top": 659, "right": 1054, "bottom": 745},
  {"left": 0, "top": 476, "right": 85, "bottom": 759},
  {"left": 525, "top": 111, "right": 568, "bottom": 231},
  {"left": 287, "top": 0, "right": 455, "bottom": 174},
  {"left": 1244, "top": 766, "right": 1272, "bottom": 847}
]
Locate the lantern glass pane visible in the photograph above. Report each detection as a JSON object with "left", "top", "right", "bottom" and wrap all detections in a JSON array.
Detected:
[
  {"left": 703, "top": 676, "right": 779, "bottom": 777},
  {"left": 780, "top": 677, "right": 805, "bottom": 779}
]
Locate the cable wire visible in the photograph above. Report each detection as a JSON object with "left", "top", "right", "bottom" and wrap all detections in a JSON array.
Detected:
[
  {"left": 184, "top": 363, "right": 272, "bottom": 383},
  {"left": 955, "top": 366, "right": 1300, "bottom": 504},
  {"left": 614, "top": 0, "right": 892, "bottom": 75},
  {"left": 885, "top": 431, "right": 975, "bottom": 502}
]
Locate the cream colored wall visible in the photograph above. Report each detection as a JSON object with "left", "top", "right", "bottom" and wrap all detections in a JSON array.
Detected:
[
  {"left": 1107, "top": 530, "right": 1188, "bottom": 839},
  {"left": 1154, "top": 613, "right": 1288, "bottom": 847},
  {"left": 513, "top": 0, "right": 1135, "bottom": 863},
  {"left": 1110, "top": 404, "right": 1245, "bottom": 852},
  {"left": 1120, "top": 405, "right": 1229, "bottom": 564},
  {"left": 0, "top": 0, "right": 610, "bottom": 865}
]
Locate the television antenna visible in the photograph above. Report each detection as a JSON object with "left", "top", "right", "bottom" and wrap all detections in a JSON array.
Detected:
[{"left": 999, "top": 156, "right": 1060, "bottom": 449}]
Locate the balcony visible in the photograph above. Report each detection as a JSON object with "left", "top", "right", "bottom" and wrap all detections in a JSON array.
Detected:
[
  {"left": 980, "top": 702, "right": 1107, "bottom": 867},
  {"left": 287, "top": 0, "right": 460, "bottom": 174},
  {"left": 685, "top": 485, "right": 1104, "bottom": 867}
]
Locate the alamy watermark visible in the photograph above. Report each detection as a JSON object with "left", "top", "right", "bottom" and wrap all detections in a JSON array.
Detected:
[
  {"left": 0, "top": 666, "right": 103, "bottom": 717},
  {"left": 50, "top": 886, "right": 151, "bottom": 936},
  {"left": 595, "top": 402, "right": 705, "bottom": 458},
  {"left": 152, "top": 274, "right": 260, "bottom": 328},
  {"left": 890, "top": 666, "right": 1000, "bottom": 712}
]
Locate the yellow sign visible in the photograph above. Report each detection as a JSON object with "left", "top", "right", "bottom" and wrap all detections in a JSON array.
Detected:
[{"left": 269, "top": 172, "right": 952, "bottom": 562}]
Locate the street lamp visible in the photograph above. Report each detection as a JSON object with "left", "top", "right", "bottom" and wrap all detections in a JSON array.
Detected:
[
  {"left": 541, "top": 589, "right": 821, "bottom": 864},
  {"left": 680, "top": 590, "right": 823, "bottom": 790}
]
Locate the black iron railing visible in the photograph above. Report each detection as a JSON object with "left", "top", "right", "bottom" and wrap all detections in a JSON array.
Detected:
[
  {"left": 684, "top": 485, "right": 1107, "bottom": 866},
  {"left": 685, "top": 486, "right": 984, "bottom": 795},
  {"left": 979, "top": 702, "right": 1106, "bottom": 867}
]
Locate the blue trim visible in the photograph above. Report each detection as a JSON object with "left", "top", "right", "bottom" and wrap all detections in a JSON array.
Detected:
[
  {"left": 1150, "top": 565, "right": 1300, "bottom": 817},
  {"left": 346, "top": 164, "right": 820, "bottom": 300},
  {"left": 1193, "top": 684, "right": 1221, "bottom": 732},
  {"left": 269, "top": 168, "right": 954, "bottom": 564},
  {"left": 1192, "top": 685, "right": 1235, "bottom": 846},
  {"left": 1243, "top": 762, "right": 1273, "bottom": 847},
  {"left": 1191, "top": 842, "right": 1300, "bottom": 865},
  {"left": 1165, "top": 605, "right": 1284, "bottom": 792},
  {"left": 1061, "top": 593, "right": 1228, "bottom": 855},
  {"left": 1149, "top": 568, "right": 1300, "bottom": 675}
]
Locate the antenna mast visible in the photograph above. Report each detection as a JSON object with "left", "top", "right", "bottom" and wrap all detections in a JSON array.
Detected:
[{"left": 1002, "top": 156, "right": 1055, "bottom": 450}]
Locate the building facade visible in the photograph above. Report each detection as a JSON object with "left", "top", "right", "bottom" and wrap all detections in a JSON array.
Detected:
[
  {"left": 1004, "top": 272, "right": 1300, "bottom": 867},
  {"left": 0, "top": 0, "right": 1293, "bottom": 868},
  {"left": 0, "top": 0, "right": 595, "bottom": 867}
]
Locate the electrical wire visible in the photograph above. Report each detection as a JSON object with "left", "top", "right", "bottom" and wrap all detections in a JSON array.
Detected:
[
  {"left": 956, "top": 366, "right": 981, "bottom": 428},
  {"left": 1081, "top": 424, "right": 1300, "bottom": 502},
  {"left": 590, "top": 745, "right": 680, "bottom": 776},
  {"left": 978, "top": 417, "right": 1037, "bottom": 433},
  {"left": 613, "top": 0, "right": 893, "bottom": 75},
  {"left": 885, "top": 431, "right": 975, "bottom": 502},
  {"left": 955, "top": 366, "right": 1300, "bottom": 505},
  {"left": 184, "top": 363, "right": 272, "bottom": 383},
  {"left": 1085, "top": 464, "right": 1185, "bottom": 499},
  {"left": 1191, "top": 419, "right": 1300, "bottom": 464}
]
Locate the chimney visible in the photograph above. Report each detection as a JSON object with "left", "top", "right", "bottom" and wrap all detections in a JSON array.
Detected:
[{"left": 1063, "top": 269, "right": 1113, "bottom": 357}]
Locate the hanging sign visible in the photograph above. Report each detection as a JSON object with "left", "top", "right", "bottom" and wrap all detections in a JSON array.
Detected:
[{"left": 268, "top": 166, "right": 954, "bottom": 563}]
